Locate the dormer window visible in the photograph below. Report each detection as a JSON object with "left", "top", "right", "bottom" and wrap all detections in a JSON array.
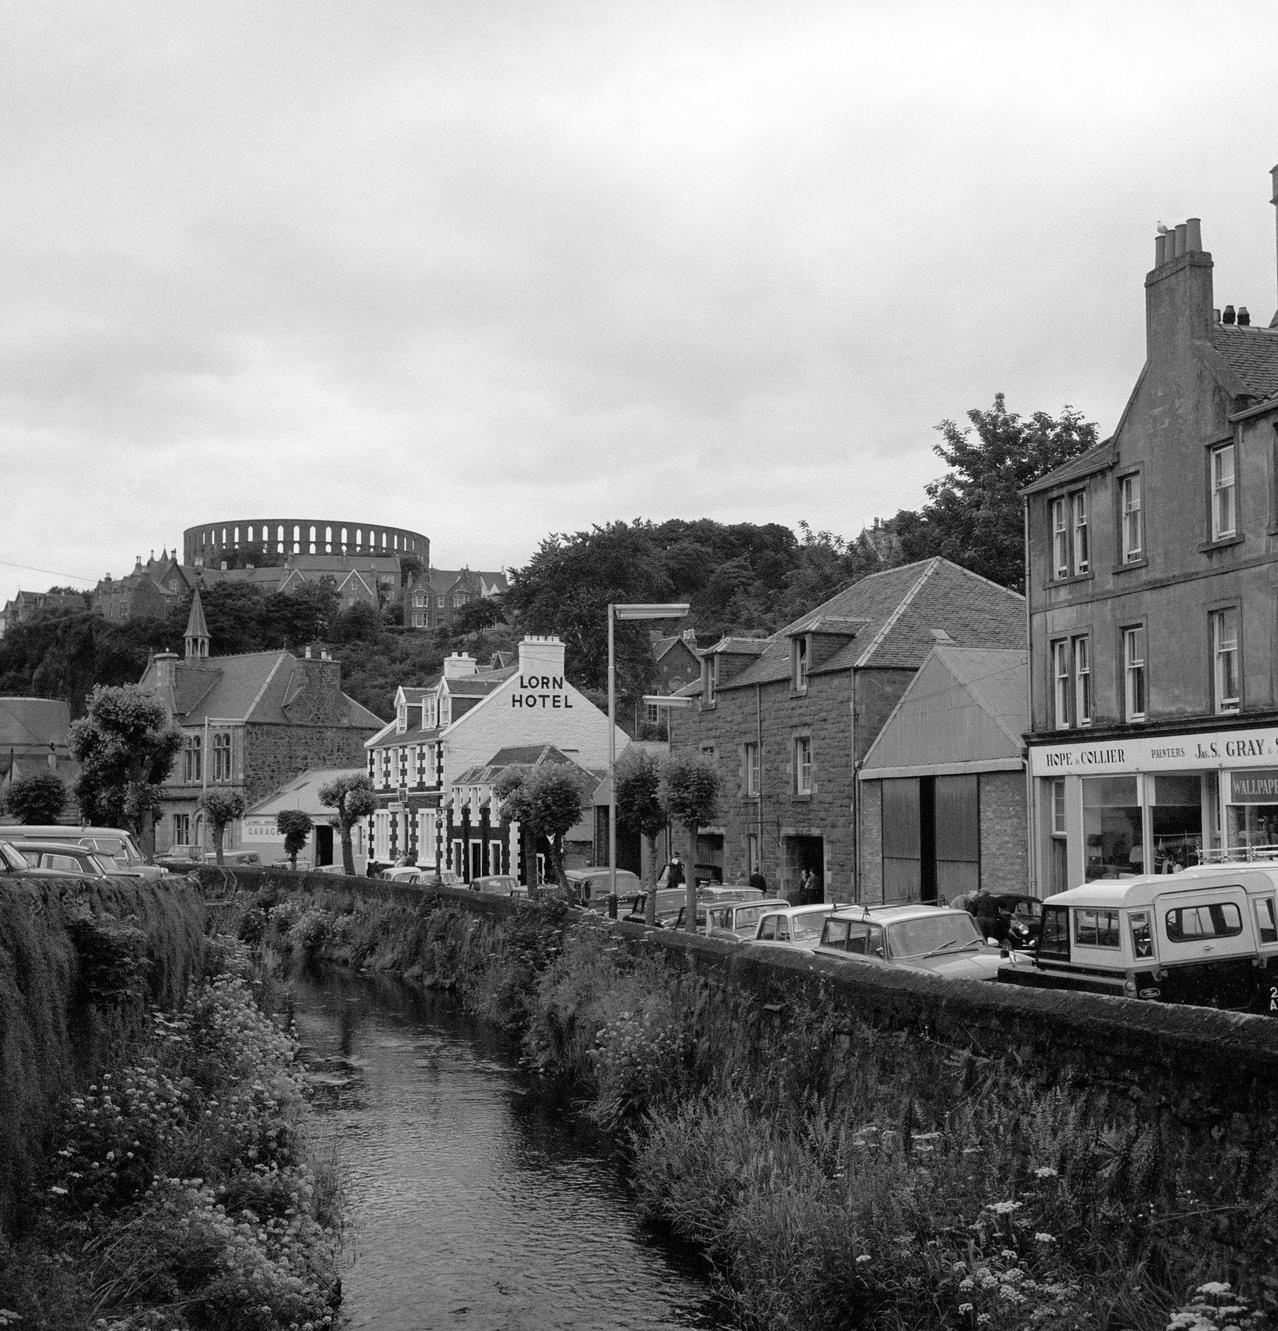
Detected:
[
  {"left": 791, "top": 636, "right": 809, "bottom": 692},
  {"left": 423, "top": 696, "right": 438, "bottom": 728}
]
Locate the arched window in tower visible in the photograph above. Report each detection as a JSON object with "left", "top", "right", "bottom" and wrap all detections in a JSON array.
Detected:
[
  {"left": 233, "top": 526, "right": 240, "bottom": 545},
  {"left": 292, "top": 524, "right": 301, "bottom": 554},
  {"left": 355, "top": 528, "right": 363, "bottom": 549},
  {"left": 221, "top": 527, "right": 229, "bottom": 545},
  {"left": 247, "top": 524, "right": 255, "bottom": 544},
  {"left": 276, "top": 524, "right": 285, "bottom": 551},
  {"left": 340, "top": 527, "right": 348, "bottom": 553},
  {"left": 325, "top": 525, "right": 332, "bottom": 553}
]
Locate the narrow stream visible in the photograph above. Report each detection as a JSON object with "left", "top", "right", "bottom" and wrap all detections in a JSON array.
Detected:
[{"left": 289, "top": 969, "right": 730, "bottom": 1331}]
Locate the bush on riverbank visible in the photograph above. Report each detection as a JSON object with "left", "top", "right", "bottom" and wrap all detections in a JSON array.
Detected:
[{"left": 0, "top": 944, "right": 342, "bottom": 1331}]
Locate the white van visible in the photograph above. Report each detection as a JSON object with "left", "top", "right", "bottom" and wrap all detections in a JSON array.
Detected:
[
  {"left": 998, "top": 864, "right": 1278, "bottom": 1012},
  {"left": 1, "top": 825, "right": 168, "bottom": 880}
]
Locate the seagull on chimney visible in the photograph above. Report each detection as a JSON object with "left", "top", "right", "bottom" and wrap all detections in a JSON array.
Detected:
[{"left": 1156, "top": 223, "right": 1170, "bottom": 234}]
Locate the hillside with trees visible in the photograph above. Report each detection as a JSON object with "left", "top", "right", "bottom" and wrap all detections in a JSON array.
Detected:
[{"left": 0, "top": 395, "right": 1094, "bottom": 720}]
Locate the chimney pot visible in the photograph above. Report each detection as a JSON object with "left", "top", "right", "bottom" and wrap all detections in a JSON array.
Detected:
[
  {"left": 1154, "top": 233, "right": 1167, "bottom": 266},
  {"left": 1185, "top": 217, "right": 1203, "bottom": 251},
  {"left": 1174, "top": 222, "right": 1188, "bottom": 257},
  {"left": 1238, "top": 306, "right": 1251, "bottom": 326},
  {"left": 1223, "top": 304, "right": 1236, "bottom": 324}
]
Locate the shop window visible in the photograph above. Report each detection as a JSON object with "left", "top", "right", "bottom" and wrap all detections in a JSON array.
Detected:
[
  {"left": 1210, "top": 442, "right": 1236, "bottom": 541},
  {"left": 1051, "top": 634, "right": 1092, "bottom": 729},
  {"left": 1050, "top": 489, "right": 1090, "bottom": 579},
  {"left": 1210, "top": 607, "right": 1240, "bottom": 713},
  {"left": 1118, "top": 472, "right": 1144, "bottom": 563},
  {"left": 1122, "top": 625, "right": 1146, "bottom": 721},
  {"left": 1082, "top": 775, "right": 1139, "bottom": 879},
  {"left": 1149, "top": 773, "right": 1203, "bottom": 872}
]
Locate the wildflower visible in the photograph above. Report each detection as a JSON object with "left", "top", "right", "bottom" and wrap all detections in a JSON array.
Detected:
[
  {"left": 958, "top": 1304, "right": 973, "bottom": 1316},
  {"left": 1033, "top": 1165, "right": 1058, "bottom": 1179},
  {"left": 1034, "top": 1232, "right": 1056, "bottom": 1244},
  {"left": 987, "top": 1200, "right": 1022, "bottom": 1214},
  {"left": 855, "top": 1254, "right": 872, "bottom": 1264}
]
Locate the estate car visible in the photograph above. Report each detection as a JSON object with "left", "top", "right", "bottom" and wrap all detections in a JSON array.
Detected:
[{"left": 816, "top": 904, "right": 1007, "bottom": 980}]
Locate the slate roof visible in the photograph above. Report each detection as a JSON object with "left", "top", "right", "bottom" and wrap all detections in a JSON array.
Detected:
[
  {"left": 1209, "top": 323, "right": 1278, "bottom": 402},
  {"left": 450, "top": 745, "right": 600, "bottom": 789},
  {"left": 714, "top": 558, "right": 1025, "bottom": 691},
  {"left": 147, "top": 650, "right": 383, "bottom": 730},
  {"left": 1021, "top": 438, "right": 1117, "bottom": 496}
]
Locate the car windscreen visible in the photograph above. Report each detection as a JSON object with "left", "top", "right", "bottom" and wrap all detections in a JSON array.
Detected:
[{"left": 885, "top": 914, "right": 981, "bottom": 959}]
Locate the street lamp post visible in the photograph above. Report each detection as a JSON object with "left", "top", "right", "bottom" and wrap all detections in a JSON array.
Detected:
[{"left": 608, "top": 603, "right": 690, "bottom": 910}]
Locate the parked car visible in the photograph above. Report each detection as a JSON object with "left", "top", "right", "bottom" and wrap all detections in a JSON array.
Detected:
[
  {"left": 0, "top": 839, "right": 86, "bottom": 879},
  {"left": 564, "top": 866, "right": 641, "bottom": 908},
  {"left": 998, "top": 865, "right": 1278, "bottom": 1012},
  {"left": 815, "top": 904, "right": 1008, "bottom": 980},
  {"left": 471, "top": 874, "right": 520, "bottom": 896},
  {"left": 7, "top": 841, "right": 125, "bottom": 880},
  {"left": 623, "top": 887, "right": 690, "bottom": 926},
  {"left": 749, "top": 902, "right": 847, "bottom": 951},
  {"left": 155, "top": 843, "right": 207, "bottom": 866},
  {"left": 383, "top": 865, "right": 463, "bottom": 888},
  {"left": 10, "top": 825, "right": 169, "bottom": 880},
  {"left": 704, "top": 897, "right": 792, "bottom": 942}
]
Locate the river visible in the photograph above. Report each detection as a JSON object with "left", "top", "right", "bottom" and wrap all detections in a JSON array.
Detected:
[{"left": 289, "top": 968, "right": 730, "bottom": 1331}]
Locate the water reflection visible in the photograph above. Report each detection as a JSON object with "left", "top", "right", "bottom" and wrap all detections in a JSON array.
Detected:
[{"left": 290, "top": 969, "right": 728, "bottom": 1331}]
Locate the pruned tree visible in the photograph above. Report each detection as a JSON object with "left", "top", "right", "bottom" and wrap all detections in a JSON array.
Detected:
[
  {"left": 659, "top": 751, "right": 721, "bottom": 932},
  {"left": 614, "top": 747, "right": 667, "bottom": 924},
  {"left": 1, "top": 770, "right": 69, "bottom": 824},
  {"left": 319, "top": 774, "right": 376, "bottom": 876},
  {"left": 69, "top": 685, "right": 183, "bottom": 851},
  {"left": 199, "top": 789, "right": 246, "bottom": 866},
  {"left": 496, "top": 763, "right": 592, "bottom": 897},
  {"left": 276, "top": 809, "right": 314, "bottom": 870}
]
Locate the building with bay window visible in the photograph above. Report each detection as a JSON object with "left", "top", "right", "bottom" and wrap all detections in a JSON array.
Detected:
[{"left": 1023, "top": 179, "right": 1278, "bottom": 894}]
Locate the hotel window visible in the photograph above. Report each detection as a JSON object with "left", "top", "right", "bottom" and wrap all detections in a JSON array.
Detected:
[
  {"left": 1210, "top": 442, "right": 1237, "bottom": 541},
  {"left": 1118, "top": 472, "right": 1143, "bottom": 563},
  {"left": 1050, "top": 489, "right": 1090, "bottom": 578},
  {"left": 1211, "top": 607, "right": 1240, "bottom": 713},
  {"left": 182, "top": 734, "right": 202, "bottom": 783},
  {"left": 793, "top": 735, "right": 812, "bottom": 795},
  {"left": 1122, "top": 625, "right": 1146, "bottom": 721},
  {"left": 791, "top": 636, "right": 809, "bottom": 692},
  {"left": 212, "top": 731, "right": 232, "bottom": 783},
  {"left": 744, "top": 742, "right": 759, "bottom": 797},
  {"left": 1051, "top": 634, "right": 1092, "bottom": 729}
]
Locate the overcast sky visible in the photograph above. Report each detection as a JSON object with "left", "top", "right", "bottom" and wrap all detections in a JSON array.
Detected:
[{"left": 4, "top": 0, "right": 1278, "bottom": 609}]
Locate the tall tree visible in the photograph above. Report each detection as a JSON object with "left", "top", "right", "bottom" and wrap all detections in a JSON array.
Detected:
[
  {"left": 68, "top": 685, "right": 182, "bottom": 850},
  {"left": 614, "top": 748, "right": 667, "bottom": 924},
  {"left": 897, "top": 394, "right": 1098, "bottom": 592},
  {"left": 659, "top": 752, "right": 721, "bottom": 932},
  {"left": 276, "top": 809, "right": 314, "bottom": 870},
  {"left": 1, "top": 770, "right": 68, "bottom": 824},
  {"left": 495, "top": 763, "right": 592, "bottom": 896},
  {"left": 199, "top": 790, "right": 246, "bottom": 865},
  {"left": 319, "top": 774, "right": 376, "bottom": 875}
]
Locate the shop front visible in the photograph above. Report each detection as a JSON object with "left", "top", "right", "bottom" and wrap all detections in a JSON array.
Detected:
[{"left": 1029, "top": 724, "right": 1278, "bottom": 896}]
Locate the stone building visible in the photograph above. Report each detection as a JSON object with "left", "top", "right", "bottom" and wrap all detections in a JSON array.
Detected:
[
  {"left": 139, "top": 592, "right": 383, "bottom": 854},
  {"left": 672, "top": 558, "right": 1026, "bottom": 901},
  {"left": 0, "top": 697, "right": 77, "bottom": 807},
  {"left": 1023, "top": 176, "right": 1278, "bottom": 894},
  {"left": 405, "top": 567, "right": 509, "bottom": 631}
]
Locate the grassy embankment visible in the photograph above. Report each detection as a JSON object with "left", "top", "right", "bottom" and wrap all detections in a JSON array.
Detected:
[
  {"left": 224, "top": 876, "right": 1278, "bottom": 1331},
  {"left": 0, "top": 880, "right": 343, "bottom": 1331}
]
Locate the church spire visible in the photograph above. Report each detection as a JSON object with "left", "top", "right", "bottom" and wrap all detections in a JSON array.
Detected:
[{"left": 184, "top": 588, "right": 210, "bottom": 660}]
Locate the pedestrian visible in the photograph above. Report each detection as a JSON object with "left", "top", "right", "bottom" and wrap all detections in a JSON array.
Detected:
[
  {"left": 664, "top": 852, "right": 685, "bottom": 890},
  {"left": 748, "top": 868, "right": 767, "bottom": 892}
]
